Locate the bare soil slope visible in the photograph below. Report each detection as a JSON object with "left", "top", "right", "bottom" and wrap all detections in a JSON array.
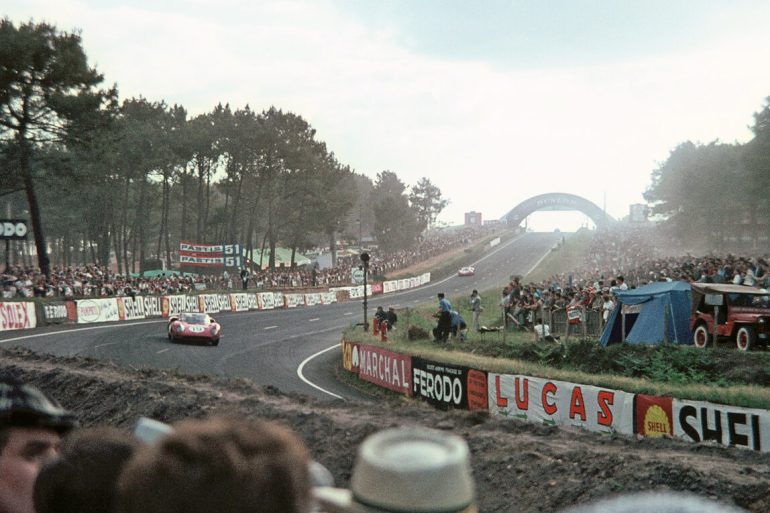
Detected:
[{"left": 2, "top": 347, "right": 769, "bottom": 513}]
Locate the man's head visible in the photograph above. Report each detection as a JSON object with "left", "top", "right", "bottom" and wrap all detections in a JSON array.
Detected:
[
  {"left": 118, "top": 416, "right": 312, "bottom": 513},
  {"left": 471, "top": 290, "right": 478, "bottom": 296},
  {"left": 34, "top": 426, "right": 138, "bottom": 513},
  {"left": 0, "top": 379, "right": 76, "bottom": 513},
  {"left": 437, "top": 293, "right": 445, "bottom": 299}
]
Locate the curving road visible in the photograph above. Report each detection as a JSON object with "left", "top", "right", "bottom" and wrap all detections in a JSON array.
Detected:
[{"left": 0, "top": 232, "right": 563, "bottom": 401}]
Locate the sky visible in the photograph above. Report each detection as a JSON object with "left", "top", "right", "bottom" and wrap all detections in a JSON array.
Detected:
[{"left": 5, "top": 0, "right": 770, "bottom": 231}]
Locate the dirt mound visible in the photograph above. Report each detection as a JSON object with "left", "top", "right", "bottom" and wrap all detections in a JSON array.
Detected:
[{"left": 2, "top": 347, "right": 769, "bottom": 513}]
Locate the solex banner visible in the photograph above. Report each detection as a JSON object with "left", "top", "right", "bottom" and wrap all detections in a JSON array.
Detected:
[{"left": 0, "top": 220, "right": 28, "bottom": 240}]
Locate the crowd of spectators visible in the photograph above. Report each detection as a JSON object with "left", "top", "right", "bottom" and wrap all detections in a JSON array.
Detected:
[
  {"left": 0, "top": 226, "right": 495, "bottom": 300},
  {"left": 499, "top": 224, "right": 770, "bottom": 331}
]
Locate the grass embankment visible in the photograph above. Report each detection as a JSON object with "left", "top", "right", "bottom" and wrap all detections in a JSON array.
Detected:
[{"left": 344, "top": 231, "right": 770, "bottom": 410}]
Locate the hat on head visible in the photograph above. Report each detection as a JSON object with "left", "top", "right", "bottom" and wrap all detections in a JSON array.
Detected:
[
  {"left": 0, "top": 379, "right": 77, "bottom": 434},
  {"left": 314, "top": 427, "right": 476, "bottom": 513}
]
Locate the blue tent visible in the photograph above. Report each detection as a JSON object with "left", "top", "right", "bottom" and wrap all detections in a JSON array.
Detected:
[{"left": 599, "top": 281, "right": 692, "bottom": 347}]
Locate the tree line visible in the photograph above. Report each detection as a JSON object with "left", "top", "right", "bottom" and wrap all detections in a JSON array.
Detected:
[
  {"left": 644, "top": 97, "right": 770, "bottom": 250},
  {"left": 0, "top": 19, "right": 448, "bottom": 277}
]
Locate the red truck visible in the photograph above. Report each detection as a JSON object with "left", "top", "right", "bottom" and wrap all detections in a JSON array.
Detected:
[{"left": 691, "top": 284, "right": 770, "bottom": 351}]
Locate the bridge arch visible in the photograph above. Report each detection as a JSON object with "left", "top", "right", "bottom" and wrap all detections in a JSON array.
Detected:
[{"left": 501, "top": 193, "right": 614, "bottom": 228}]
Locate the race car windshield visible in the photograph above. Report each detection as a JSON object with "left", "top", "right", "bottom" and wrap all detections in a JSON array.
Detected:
[{"left": 181, "top": 313, "right": 207, "bottom": 324}]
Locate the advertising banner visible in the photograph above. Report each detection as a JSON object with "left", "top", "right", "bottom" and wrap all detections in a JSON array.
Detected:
[
  {"left": 357, "top": 344, "right": 412, "bottom": 396},
  {"left": 371, "top": 282, "right": 383, "bottom": 295},
  {"left": 286, "top": 294, "right": 304, "bottom": 308},
  {"left": 634, "top": 394, "right": 674, "bottom": 438},
  {"left": 467, "top": 369, "right": 489, "bottom": 411},
  {"left": 412, "top": 357, "right": 470, "bottom": 410},
  {"left": 198, "top": 294, "right": 221, "bottom": 313},
  {"left": 118, "top": 297, "right": 146, "bottom": 321},
  {"left": 230, "top": 293, "right": 251, "bottom": 312},
  {"left": 257, "top": 292, "right": 275, "bottom": 310},
  {"left": 304, "top": 293, "right": 320, "bottom": 306},
  {"left": 76, "top": 298, "right": 119, "bottom": 324},
  {"left": 0, "top": 301, "right": 36, "bottom": 331},
  {"left": 343, "top": 340, "right": 359, "bottom": 373},
  {"left": 324, "top": 292, "right": 337, "bottom": 304},
  {"left": 40, "top": 301, "right": 73, "bottom": 325},
  {"left": 672, "top": 398, "right": 770, "bottom": 452},
  {"left": 489, "top": 373, "right": 634, "bottom": 435},
  {"left": 162, "top": 295, "right": 198, "bottom": 317},
  {"left": 143, "top": 296, "right": 163, "bottom": 318},
  {"left": 217, "top": 294, "right": 230, "bottom": 312},
  {"left": 179, "top": 242, "right": 242, "bottom": 268},
  {"left": 246, "top": 293, "right": 258, "bottom": 310}
]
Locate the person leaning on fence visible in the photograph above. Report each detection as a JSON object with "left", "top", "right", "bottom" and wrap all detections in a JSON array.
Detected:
[
  {"left": 314, "top": 426, "right": 478, "bottom": 513},
  {"left": 0, "top": 378, "right": 78, "bottom": 513},
  {"left": 117, "top": 415, "right": 313, "bottom": 513},
  {"left": 533, "top": 318, "right": 559, "bottom": 343}
]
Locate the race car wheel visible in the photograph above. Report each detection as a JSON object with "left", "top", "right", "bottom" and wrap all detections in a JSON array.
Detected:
[
  {"left": 692, "top": 324, "right": 710, "bottom": 349},
  {"left": 210, "top": 338, "right": 220, "bottom": 347},
  {"left": 736, "top": 326, "right": 755, "bottom": 352}
]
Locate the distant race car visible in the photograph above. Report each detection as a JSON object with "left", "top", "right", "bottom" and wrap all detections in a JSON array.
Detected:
[
  {"left": 458, "top": 266, "right": 475, "bottom": 277},
  {"left": 167, "top": 312, "right": 221, "bottom": 346}
]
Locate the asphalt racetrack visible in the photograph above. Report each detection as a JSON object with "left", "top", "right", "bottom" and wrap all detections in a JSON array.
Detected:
[{"left": 0, "top": 232, "right": 563, "bottom": 401}]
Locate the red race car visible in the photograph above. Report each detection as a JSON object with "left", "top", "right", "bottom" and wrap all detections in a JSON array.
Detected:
[
  {"left": 167, "top": 312, "right": 221, "bottom": 346},
  {"left": 457, "top": 266, "right": 475, "bottom": 277}
]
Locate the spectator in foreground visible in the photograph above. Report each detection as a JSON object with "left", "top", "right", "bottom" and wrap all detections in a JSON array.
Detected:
[
  {"left": 559, "top": 491, "right": 747, "bottom": 513},
  {"left": 314, "top": 426, "right": 477, "bottom": 513},
  {"left": 0, "top": 378, "right": 77, "bottom": 513},
  {"left": 117, "top": 416, "right": 313, "bottom": 513},
  {"left": 34, "top": 426, "right": 139, "bottom": 513}
]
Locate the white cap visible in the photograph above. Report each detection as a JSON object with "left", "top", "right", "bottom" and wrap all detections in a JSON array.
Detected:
[{"left": 314, "top": 427, "right": 476, "bottom": 513}]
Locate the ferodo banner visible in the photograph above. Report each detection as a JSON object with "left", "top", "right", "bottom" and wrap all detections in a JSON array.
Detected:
[
  {"left": 118, "top": 297, "right": 145, "bottom": 321},
  {"left": 489, "top": 373, "right": 634, "bottom": 435},
  {"left": 40, "top": 301, "right": 74, "bottom": 325},
  {"left": 357, "top": 344, "right": 411, "bottom": 396},
  {"left": 0, "top": 301, "right": 36, "bottom": 331},
  {"left": 76, "top": 298, "right": 119, "bottom": 324},
  {"left": 674, "top": 398, "right": 770, "bottom": 452},
  {"left": 412, "top": 357, "right": 469, "bottom": 410}
]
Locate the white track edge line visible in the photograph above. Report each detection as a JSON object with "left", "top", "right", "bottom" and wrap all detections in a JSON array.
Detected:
[{"left": 297, "top": 343, "right": 344, "bottom": 400}]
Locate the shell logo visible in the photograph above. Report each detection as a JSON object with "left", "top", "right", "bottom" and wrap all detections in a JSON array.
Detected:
[{"left": 643, "top": 405, "right": 671, "bottom": 437}]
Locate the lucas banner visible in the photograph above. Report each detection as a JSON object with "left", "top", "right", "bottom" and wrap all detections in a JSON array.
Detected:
[{"left": 489, "top": 373, "right": 634, "bottom": 435}]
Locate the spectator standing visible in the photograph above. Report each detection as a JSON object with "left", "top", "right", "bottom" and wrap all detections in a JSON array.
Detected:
[
  {"left": 240, "top": 268, "right": 249, "bottom": 290},
  {"left": 469, "top": 290, "right": 482, "bottom": 332},
  {"left": 435, "top": 293, "right": 452, "bottom": 343},
  {"left": 0, "top": 379, "right": 77, "bottom": 513},
  {"left": 386, "top": 306, "right": 398, "bottom": 331}
]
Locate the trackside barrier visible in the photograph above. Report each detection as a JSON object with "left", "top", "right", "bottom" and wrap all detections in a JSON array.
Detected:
[
  {"left": 0, "top": 270, "right": 429, "bottom": 331},
  {"left": 339, "top": 339, "right": 770, "bottom": 453}
]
